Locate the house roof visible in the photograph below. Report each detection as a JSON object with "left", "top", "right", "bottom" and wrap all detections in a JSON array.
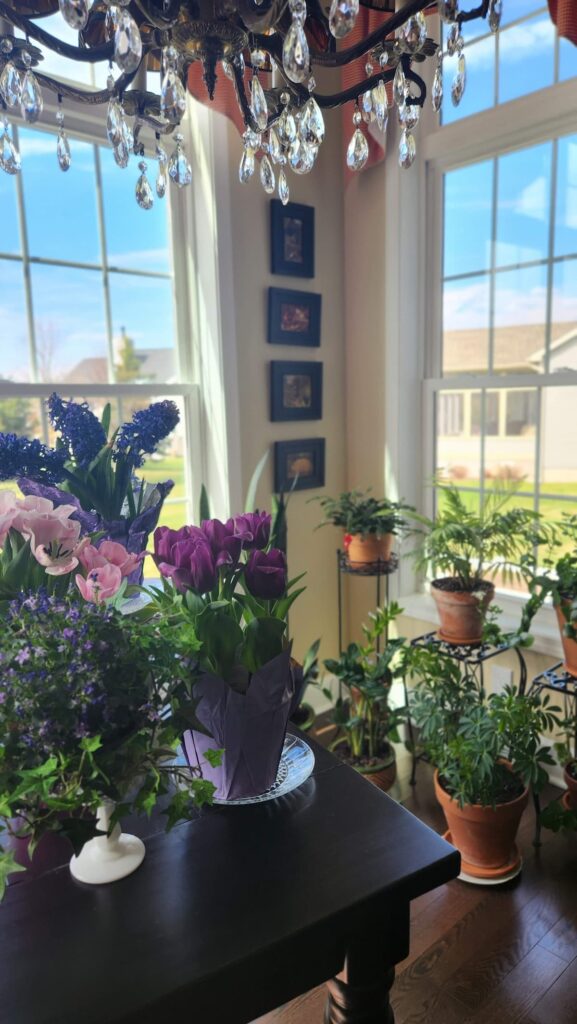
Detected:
[
  {"left": 443, "top": 322, "right": 577, "bottom": 374},
  {"left": 63, "top": 348, "right": 176, "bottom": 385}
]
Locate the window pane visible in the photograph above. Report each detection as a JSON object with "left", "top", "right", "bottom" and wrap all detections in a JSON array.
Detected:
[
  {"left": 555, "top": 135, "right": 577, "bottom": 259},
  {"left": 118, "top": 392, "right": 187, "bottom": 500},
  {"left": 442, "top": 36, "right": 496, "bottom": 125},
  {"left": 501, "top": 0, "right": 547, "bottom": 27},
  {"left": 559, "top": 36, "right": 577, "bottom": 83},
  {"left": 493, "top": 264, "right": 548, "bottom": 372},
  {"left": 471, "top": 391, "right": 499, "bottom": 436},
  {"left": 0, "top": 169, "right": 20, "bottom": 255},
  {"left": 483, "top": 389, "right": 537, "bottom": 489},
  {"left": 551, "top": 260, "right": 577, "bottom": 367},
  {"left": 436, "top": 389, "right": 481, "bottom": 483},
  {"left": 0, "top": 397, "right": 43, "bottom": 440},
  {"left": 443, "top": 275, "right": 490, "bottom": 375},
  {"left": 30, "top": 264, "right": 109, "bottom": 383},
  {"left": 498, "top": 15, "right": 555, "bottom": 105},
  {"left": 444, "top": 161, "right": 493, "bottom": 277},
  {"left": 0, "top": 261, "right": 31, "bottom": 382},
  {"left": 541, "top": 386, "right": 577, "bottom": 494},
  {"left": 495, "top": 143, "right": 552, "bottom": 267},
  {"left": 108, "top": 275, "right": 176, "bottom": 382},
  {"left": 101, "top": 152, "right": 171, "bottom": 274},
  {"left": 20, "top": 129, "right": 100, "bottom": 264}
]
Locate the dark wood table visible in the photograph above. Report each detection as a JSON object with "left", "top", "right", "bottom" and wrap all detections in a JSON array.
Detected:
[{"left": 1, "top": 735, "right": 459, "bottom": 1024}]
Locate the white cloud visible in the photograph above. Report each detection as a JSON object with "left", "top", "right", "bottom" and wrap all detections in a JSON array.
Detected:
[
  {"left": 444, "top": 280, "right": 577, "bottom": 331},
  {"left": 514, "top": 174, "right": 548, "bottom": 221}
]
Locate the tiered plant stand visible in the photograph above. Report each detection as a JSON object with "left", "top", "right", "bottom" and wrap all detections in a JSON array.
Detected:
[
  {"left": 408, "top": 632, "right": 529, "bottom": 787},
  {"left": 336, "top": 549, "right": 399, "bottom": 659},
  {"left": 528, "top": 662, "right": 577, "bottom": 844}
]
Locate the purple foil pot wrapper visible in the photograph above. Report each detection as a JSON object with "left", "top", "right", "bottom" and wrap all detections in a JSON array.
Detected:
[{"left": 183, "top": 647, "right": 295, "bottom": 801}]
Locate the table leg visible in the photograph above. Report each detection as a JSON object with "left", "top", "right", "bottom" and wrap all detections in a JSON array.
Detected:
[{"left": 324, "top": 902, "right": 409, "bottom": 1024}]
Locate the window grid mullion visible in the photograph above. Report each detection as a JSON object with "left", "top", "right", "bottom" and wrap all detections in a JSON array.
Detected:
[
  {"left": 93, "top": 144, "right": 116, "bottom": 385},
  {"left": 544, "top": 139, "right": 559, "bottom": 376},
  {"left": 488, "top": 156, "right": 498, "bottom": 377}
]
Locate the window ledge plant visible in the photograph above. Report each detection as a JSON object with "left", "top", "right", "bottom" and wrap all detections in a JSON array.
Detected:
[{"left": 314, "top": 489, "right": 415, "bottom": 566}]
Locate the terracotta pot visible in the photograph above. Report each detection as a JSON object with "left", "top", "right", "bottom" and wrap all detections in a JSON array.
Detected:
[
  {"left": 346, "top": 533, "right": 393, "bottom": 566},
  {"left": 434, "top": 770, "right": 528, "bottom": 879},
  {"left": 555, "top": 602, "right": 577, "bottom": 678},
  {"left": 564, "top": 762, "right": 577, "bottom": 811},
  {"left": 431, "top": 578, "right": 495, "bottom": 645},
  {"left": 332, "top": 738, "right": 397, "bottom": 793}
]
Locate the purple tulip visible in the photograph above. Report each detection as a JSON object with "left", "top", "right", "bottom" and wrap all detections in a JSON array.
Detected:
[
  {"left": 244, "top": 548, "right": 287, "bottom": 600},
  {"left": 201, "top": 518, "right": 243, "bottom": 567},
  {"left": 233, "top": 511, "right": 272, "bottom": 550},
  {"left": 153, "top": 527, "right": 217, "bottom": 593}
]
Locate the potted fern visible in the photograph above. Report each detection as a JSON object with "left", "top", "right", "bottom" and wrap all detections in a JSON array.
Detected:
[
  {"left": 529, "top": 515, "right": 577, "bottom": 677},
  {"left": 315, "top": 489, "right": 414, "bottom": 566},
  {"left": 410, "top": 649, "right": 560, "bottom": 881},
  {"left": 324, "top": 603, "right": 409, "bottom": 791},
  {"left": 414, "top": 483, "right": 552, "bottom": 645}
]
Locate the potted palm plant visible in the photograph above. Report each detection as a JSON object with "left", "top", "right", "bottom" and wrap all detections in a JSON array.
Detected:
[
  {"left": 315, "top": 489, "right": 414, "bottom": 566},
  {"left": 410, "top": 649, "right": 560, "bottom": 881},
  {"left": 529, "top": 515, "right": 577, "bottom": 677},
  {"left": 414, "top": 483, "right": 552, "bottom": 645},
  {"left": 323, "top": 603, "right": 409, "bottom": 791}
]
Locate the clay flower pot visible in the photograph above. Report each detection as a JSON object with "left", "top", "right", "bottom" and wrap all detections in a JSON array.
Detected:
[
  {"left": 564, "top": 762, "right": 577, "bottom": 811},
  {"left": 434, "top": 770, "right": 528, "bottom": 880},
  {"left": 431, "top": 578, "right": 495, "bottom": 645},
  {"left": 346, "top": 533, "right": 393, "bottom": 567},
  {"left": 555, "top": 602, "right": 577, "bottom": 678},
  {"left": 332, "top": 738, "right": 397, "bottom": 793}
]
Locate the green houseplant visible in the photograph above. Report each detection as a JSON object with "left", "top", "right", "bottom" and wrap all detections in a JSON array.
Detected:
[
  {"left": 414, "top": 482, "right": 553, "bottom": 645},
  {"left": 0, "top": 593, "right": 216, "bottom": 897},
  {"left": 324, "top": 603, "right": 409, "bottom": 791},
  {"left": 529, "top": 514, "right": 577, "bottom": 677},
  {"left": 410, "top": 649, "right": 560, "bottom": 881},
  {"left": 315, "top": 489, "right": 414, "bottom": 566}
]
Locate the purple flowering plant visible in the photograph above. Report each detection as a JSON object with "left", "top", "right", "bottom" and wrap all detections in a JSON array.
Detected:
[
  {"left": 0, "top": 593, "right": 219, "bottom": 899},
  {"left": 142, "top": 511, "right": 305, "bottom": 690},
  {"left": 0, "top": 393, "right": 180, "bottom": 528}
]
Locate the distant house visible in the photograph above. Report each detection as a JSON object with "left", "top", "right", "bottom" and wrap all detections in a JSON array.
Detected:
[{"left": 64, "top": 347, "right": 177, "bottom": 385}]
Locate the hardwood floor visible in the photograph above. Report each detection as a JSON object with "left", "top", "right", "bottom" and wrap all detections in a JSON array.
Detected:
[{"left": 255, "top": 752, "right": 577, "bottom": 1024}]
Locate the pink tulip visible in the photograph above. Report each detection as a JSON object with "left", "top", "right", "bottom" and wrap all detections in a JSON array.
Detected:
[
  {"left": 14, "top": 495, "right": 77, "bottom": 525},
  {"left": 94, "top": 540, "right": 143, "bottom": 579},
  {"left": 0, "top": 490, "right": 19, "bottom": 546},
  {"left": 77, "top": 544, "right": 108, "bottom": 574},
  {"left": 75, "top": 564, "right": 123, "bottom": 603}
]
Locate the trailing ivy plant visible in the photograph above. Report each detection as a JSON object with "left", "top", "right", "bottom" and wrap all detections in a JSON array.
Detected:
[
  {"left": 528, "top": 513, "right": 577, "bottom": 640},
  {"left": 313, "top": 489, "right": 415, "bottom": 538}
]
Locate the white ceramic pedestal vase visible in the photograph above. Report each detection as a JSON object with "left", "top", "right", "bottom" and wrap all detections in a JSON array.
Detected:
[{"left": 69, "top": 801, "right": 145, "bottom": 885}]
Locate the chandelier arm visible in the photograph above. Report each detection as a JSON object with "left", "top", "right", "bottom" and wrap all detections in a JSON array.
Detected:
[
  {"left": 0, "top": 2, "right": 114, "bottom": 63},
  {"left": 231, "top": 60, "right": 261, "bottom": 134},
  {"left": 131, "top": 0, "right": 182, "bottom": 29},
  {"left": 458, "top": 0, "right": 490, "bottom": 24},
  {"left": 299, "top": 66, "right": 426, "bottom": 109},
  {"left": 32, "top": 67, "right": 139, "bottom": 106},
  {"left": 404, "top": 64, "right": 426, "bottom": 105}
]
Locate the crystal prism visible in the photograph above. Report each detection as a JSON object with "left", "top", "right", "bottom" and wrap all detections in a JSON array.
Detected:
[
  {"left": 289, "top": 138, "right": 317, "bottom": 174},
  {"left": 250, "top": 76, "right": 269, "bottom": 132},
  {"left": 438, "top": 0, "right": 458, "bottom": 22},
  {"left": 299, "top": 97, "right": 325, "bottom": 146},
  {"left": 58, "top": 0, "right": 89, "bottom": 30},
  {"left": 113, "top": 138, "right": 130, "bottom": 168},
  {"left": 57, "top": 130, "right": 71, "bottom": 171},
  {"left": 269, "top": 127, "right": 282, "bottom": 164},
  {"left": 239, "top": 147, "right": 255, "bottom": 183},
  {"left": 398, "top": 129, "right": 416, "bottom": 169},
  {"left": 136, "top": 172, "right": 154, "bottom": 210},
  {"left": 278, "top": 109, "right": 297, "bottom": 145},
  {"left": 0, "top": 122, "right": 21, "bottom": 175},
  {"left": 360, "top": 90, "right": 374, "bottom": 124},
  {"left": 168, "top": 139, "right": 192, "bottom": 187},
  {"left": 329, "top": 0, "right": 359, "bottom": 39},
  {"left": 0, "top": 62, "right": 21, "bottom": 108},
  {"left": 432, "top": 65, "right": 443, "bottom": 112},
  {"left": 372, "top": 82, "right": 388, "bottom": 132},
  {"left": 160, "top": 69, "right": 187, "bottom": 123},
  {"left": 114, "top": 10, "right": 142, "bottom": 73},
  {"left": 20, "top": 72, "right": 43, "bottom": 124},
  {"left": 446, "top": 25, "right": 459, "bottom": 56},
  {"left": 260, "top": 154, "right": 276, "bottom": 193},
  {"left": 278, "top": 168, "right": 290, "bottom": 205},
  {"left": 393, "top": 64, "right": 406, "bottom": 107},
  {"left": 346, "top": 128, "right": 369, "bottom": 172},
  {"left": 489, "top": 0, "right": 502, "bottom": 32},
  {"left": 451, "top": 70, "right": 465, "bottom": 106},
  {"left": 156, "top": 143, "right": 167, "bottom": 198},
  {"left": 282, "top": 20, "right": 309, "bottom": 84},
  {"left": 399, "top": 98, "right": 420, "bottom": 131},
  {"left": 105, "top": 4, "right": 120, "bottom": 39},
  {"left": 106, "top": 98, "right": 124, "bottom": 145},
  {"left": 402, "top": 15, "right": 424, "bottom": 54}
]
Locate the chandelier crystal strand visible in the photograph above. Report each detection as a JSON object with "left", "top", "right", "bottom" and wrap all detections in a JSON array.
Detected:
[
  {"left": 346, "top": 108, "right": 369, "bottom": 172},
  {"left": 114, "top": 8, "right": 142, "bottom": 74},
  {"left": 372, "top": 80, "right": 388, "bottom": 134},
  {"left": 168, "top": 132, "right": 192, "bottom": 187},
  {"left": 402, "top": 12, "right": 427, "bottom": 54},
  {"left": 0, "top": 51, "right": 21, "bottom": 109},
  {"left": 451, "top": 38, "right": 466, "bottom": 106},
  {"left": 393, "top": 63, "right": 406, "bottom": 108},
  {"left": 283, "top": 0, "right": 310, "bottom": 84},
  {"left": 239, "top": 143, "right": 255, "bottom": 183},
  {"left": 269, "top": 126, "right": 282, "bottom": 164},
  {"left": 432, "top": 50, "right": 443, "bottom": 113},
  {"left": 446, "top": 24, "right": 459, "bottom": 56},
  {"left": 160, "top": 46, "right": 187, "bottom": 123},
  {"left": 329, "top": 0, "right": 360, "bottom": 40},
  {"left": 299, "top": 97, "right": 325, "bottom": 146},
  {"left": 135, "top": 159, "right": 154, "bottom": 209},
  {"left": 58, "top": 0, "right": 90, "bottom": 31},
  {"left": 156, "top": 141, "right": 168, "bottom": 198},
  {"left": 438, "top": 0, "right": 459, "bottom": 22},
  {"left": 56, "top": 104, "right": 71, "bottom": 172},
  {"left": 399, "top": 127, "right": 416, "bottom": 169},
  {"left": 278, "top": 166, "right": 289, "bottom": 205},
  {"left": 250, "top": 73, "right": 268, "bottom": 132},
  {"left": 260, "top": 152, "right": 275, "bottom": 193},
  {"left": 360, "top": 89, "right": 374, "bottom": 125},
  {"left": 0, "top": 116, "right": 21, "bottom": 175},
  {"left": 20, "top": 52, "right": 43, "bottom": 125}
]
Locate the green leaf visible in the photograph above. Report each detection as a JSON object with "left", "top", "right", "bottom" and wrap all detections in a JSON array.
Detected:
[
  {"left": 0, "top": 849, "right": 26, "bottom": 901},
  {"left": 241, "top": 617, "right": 286, "bottom": 673},
  {"left": 198, "top": 484, "right": 211, "bottom": 524},
  {"left": 204, "top": 747, "right": 224, "bottom": 768},
  {"left": 244, "top": 450, "right": 270, "bottom": 514},
  {"left": 100, "top": 402, "right": 112, "bottom": 439},
  {"left": 196, "top": 607, "right": 243, "bottom": 680},
  {"left": 80, "top": 736, "right": 103, "bottom": 754}
]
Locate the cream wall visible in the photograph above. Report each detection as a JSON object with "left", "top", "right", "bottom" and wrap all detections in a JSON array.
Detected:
[{"left": 218, "top": 107, "right": 347, "bottom": 701}]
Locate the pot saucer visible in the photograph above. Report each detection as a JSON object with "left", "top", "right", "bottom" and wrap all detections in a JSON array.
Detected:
[
  {"left": 437, "top": 630, "right": 482, "bottom": 647},
  {"left": 443, "top": 830, "right": 523, "bottom": 886},
  {"left": 213, "top": 734, "right": 315, "bottom": 806}
]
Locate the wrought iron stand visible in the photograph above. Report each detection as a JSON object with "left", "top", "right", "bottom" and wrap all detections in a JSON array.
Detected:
[{"left": 528, "top": 662, "right": 577, "bottom": 845}]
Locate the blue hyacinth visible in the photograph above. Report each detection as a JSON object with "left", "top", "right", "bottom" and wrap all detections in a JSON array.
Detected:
[
  {"left": 47, "top": 394, "right": 107, "bottom": 469},
  {"left": 113, "top": 400, "right": 180, "bottom": 468},
  {"left": 0, "top": 433, "right": 67, "bottom": 486}
]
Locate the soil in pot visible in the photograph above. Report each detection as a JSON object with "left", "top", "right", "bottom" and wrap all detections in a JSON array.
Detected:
[
  {"left": 564, "top": 761, "right": 577, "bottom": 810},
  {"left": 346, "top": 533, "right": 393, "bottom": 567},
  {"left": 555, "top": 602, "right": 577, "bottom": 678},
  {"left": 434, "top": 765, "right": 527, "bottom": 880},
  {"left": 431, "top": 577, "right": 495, "bottom": 646},
  {"left": 332, "top": 739, "right": 397, "bottom": 792}
]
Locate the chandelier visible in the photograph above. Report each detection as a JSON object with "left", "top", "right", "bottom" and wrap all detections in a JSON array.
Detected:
[{"left": 0, "top": 1, "right": 499, "bottom": 207}]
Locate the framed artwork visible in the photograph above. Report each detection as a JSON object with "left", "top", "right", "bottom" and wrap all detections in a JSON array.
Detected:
[
  {"left": 274, "top": 438, "right": 326, "bottom": 492},
  {"left": 270, "top": 200, "right": 315, "bottom": 278},
  {"left": 267, "top": 287, "right": 322, "bottom": 347},
  {"left": 270, "top": 360, "right": 323, "bottom": 421}
]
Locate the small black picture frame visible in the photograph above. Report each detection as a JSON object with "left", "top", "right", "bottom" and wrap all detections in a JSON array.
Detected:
[
  {"left": 267, "top": 287, "right": 322, "bottom": 347},
  {"left": 270, "top": 360, "right": 323, "bottom": 421},
  {"left": 274, "top": 438, "right": 326, "bottom": 492},
  {"left": 270, "top": 200, "right": 315, "bottom": 278}
]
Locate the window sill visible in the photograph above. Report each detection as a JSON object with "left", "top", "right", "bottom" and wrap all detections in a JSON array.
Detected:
[{"left": 399, "top": 590, "right": 564, "bottom": 661}]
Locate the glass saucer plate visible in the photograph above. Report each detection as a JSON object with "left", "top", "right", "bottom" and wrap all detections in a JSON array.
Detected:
[{"left": 214, "top": 733, "right": 315, "bottom": 806}]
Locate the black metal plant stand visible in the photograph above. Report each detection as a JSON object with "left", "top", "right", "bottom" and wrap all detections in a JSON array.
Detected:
[
  {"left": 336, "top": 549, "right": 399, "bottom": 657},
  {"left": 528, "top": 662, "right": 577, "bottom": 845}
]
